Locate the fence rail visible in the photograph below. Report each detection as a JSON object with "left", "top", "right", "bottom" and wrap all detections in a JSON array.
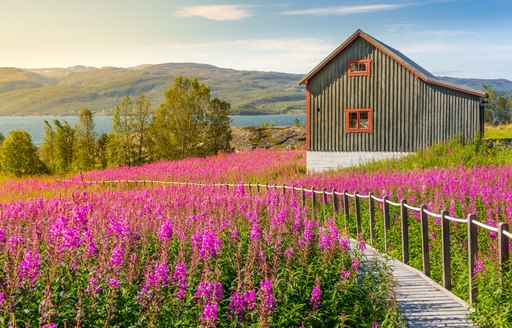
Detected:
[{"left": 56, "top": 178, "right": 511, "bottom": 304}]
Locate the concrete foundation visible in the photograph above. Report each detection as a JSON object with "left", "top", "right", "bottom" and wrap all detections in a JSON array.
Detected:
[{"left": 307, "top": 151, "right": 409, "bottom": 172}]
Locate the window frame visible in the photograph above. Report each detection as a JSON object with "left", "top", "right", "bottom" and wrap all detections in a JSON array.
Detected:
[
  {"left": 347, "top": 59, "right": 371, "bottom": 77},
  {"left": 345, "top": 108, "right": 373, "bottom": 133}
]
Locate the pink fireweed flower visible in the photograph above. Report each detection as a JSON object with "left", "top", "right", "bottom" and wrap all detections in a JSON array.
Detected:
[
  {"left": 474, "top": 260, "right": 485, "bottom": 277},
  {"left": 430, "top": 232, "right": 436, "bottom": 240},
  {"left": 18, "top": 250, "right": 41, "bottom": 284},
  {"left": 244, "top": 289, "right": 257, "bottom": 310},
  {"left": 359, "top": 240, "right": 366, "bottom": 251},
  {"left": 339, "top": 238, "right": 350, "bottom": 251},
  {"left": 249, "top": 223, "right": 262, "bottom": 242},
  {"left": 0, "top": 228, "right": 6, "bottom": 243},
  {"left": 85, "top": 277, "right": 101, "bottom": 296},
  {"left": 8, "top": 235, "right": 23, "bottom": 251},
  {"left": 230, "top": 229, "right": 239, "bottom": 242},
  {"left": 372, "top": 320, "right": 379, "bottom": 328},
  {"left": 172, "top": 262, "right": 188, "bottom": 298},
  {"left": 108, "top": 246, "right": 124, "bottom": 268},
  {"left": 351, "top": 258, "right": 361, "bottom": 271},
  {"left": 108, "top": 278, "right": 120, "bottom": 290},
  {"left": 309, "top": 276, "right": 322, "bottom": 309},
  {"left": 195, "top": 281, "right": 223, "bottom": 304},
  {"left": 284, "top": 247, "right": 293, "bottom": 258},
  {"left": 340, "top": 268, "right": 351, "bottom": 280},
  {"left": 201, "top": 302, "right": 218, "bottom": 327},
  {"left": 228, "top": 291, "right": 245, "bottom": 320},
  {"left": 258, "top": 280, "right": 274, "bottom": 315},
  {"left": 199, "top": 231, "right": 222, "bottom": 260},
  {"left": 42, "top": 324, "right": 57, "bottom": 328},
  {"left": 159, "top": 220, "right": 173, "bottom": 242}
]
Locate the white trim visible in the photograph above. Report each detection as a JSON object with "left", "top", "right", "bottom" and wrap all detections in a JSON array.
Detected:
[{"left": 307, "top": 151, "right": 409, "bottom": 172}]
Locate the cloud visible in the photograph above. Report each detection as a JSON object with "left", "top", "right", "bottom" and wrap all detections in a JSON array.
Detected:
[
  {"left": 175, "top": 5, "right": 254, "bottom": 21},
  {"left": 281, "top": 4, "right": 405, "bottom": 16}
]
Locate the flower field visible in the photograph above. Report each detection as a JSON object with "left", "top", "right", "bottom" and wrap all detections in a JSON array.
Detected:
[
  {"left": 1, "top": 147, "right": 512, "bottom": 326},
  {"left": 0, "top": 150, "right": 400, "bottom": 327}
]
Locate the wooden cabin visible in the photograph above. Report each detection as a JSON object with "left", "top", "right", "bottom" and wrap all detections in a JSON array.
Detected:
[{"left": 300, "top": 29, "right": 486, "bottom": 171}]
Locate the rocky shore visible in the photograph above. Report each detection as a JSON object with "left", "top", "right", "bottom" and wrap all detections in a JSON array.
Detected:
[{"left": 230, "top": 126, "right": 305, "bottom": 151}]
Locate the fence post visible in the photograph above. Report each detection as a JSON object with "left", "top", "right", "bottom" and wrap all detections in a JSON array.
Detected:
[
  {"left": 498, "top": 223, "right": 510, "bottom": 273},
  {"left": 420, "top": 205, "right": 430, "bottom": 277},
  {"left": 343, "top": 190, "right": 349, "bottom": 232},
  {"left": 301, "top": 186, "right": 305, "bottom": 208},
  {"left": 248, "top": 183, "right": 252, "bottom": 194},
  {"left": 332, "top": 189, "right": 339, "bottom": 214},
  {"left": 441, "top": 210, "right": 451, "bottom": 290},
  {"left": 311, "top": 187, "right": 316, "bottom": 216},
  {"left": 283, "top": 184, "right": 286, "bottom": 196},
  {"left": 383, "top": 196, "right": 390, "bottom": 252},
  {"left": 468, "top": 213, "right": 478, "bottom": 304},
  {"left": 292, "top": 185, "right": 295, "bottom": 196},
  {"left": 226, "top": 183, "right": 229, "bottom": 190},
  {"left": 265, "top": 183, "right": 269, "bottom": 194},
  {"left": 274, "top": 184, "right": 277, "bottom": 193},
  {"left": 257, "top": 183, "right": 260, "bottom": 194},
  {"left": 369, "top": 192, "right": 375, "bottom": 245},
  {"left": 355, "top": 191, "right": 362, "bottom": 237},
  {"left": 400, "top": 200, "right": 409, "bottom": 265}
]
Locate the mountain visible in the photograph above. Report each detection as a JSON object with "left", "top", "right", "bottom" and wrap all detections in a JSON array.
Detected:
[
  {"left": 0, "top": 63, "right": 305, "bottom": 116},
  {"left": 0, "top": 63, "right": 510, "bottom": 116},
  {"left": 438, "top": 76, "right": 512, "bottom": 94}
]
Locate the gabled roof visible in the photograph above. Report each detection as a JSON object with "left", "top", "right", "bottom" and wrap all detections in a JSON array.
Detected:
[{"left": 299, "top": 29, "right": 486, "bottom": 97}]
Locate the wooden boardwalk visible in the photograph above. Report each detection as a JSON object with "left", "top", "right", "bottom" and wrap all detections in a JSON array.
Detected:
[{"left": 361, "top": 245, "right": 476, "bottom": 327}]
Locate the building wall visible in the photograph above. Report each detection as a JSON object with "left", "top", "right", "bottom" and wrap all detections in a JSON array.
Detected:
[
  {"left": 307, "top": 36, "right": 482, "bottom": 152},
  {"left": 307, "top": 151, "right": 409, "bottom": 172}
]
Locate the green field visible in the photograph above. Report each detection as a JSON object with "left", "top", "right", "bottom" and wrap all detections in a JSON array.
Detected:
[{"left": 484, "top": 123, "right": 512, "bottom": 139}]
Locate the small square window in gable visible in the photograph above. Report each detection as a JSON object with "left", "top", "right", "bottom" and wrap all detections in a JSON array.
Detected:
[{"left": 347, "top": 59, "right": 371, "bottom": 77}]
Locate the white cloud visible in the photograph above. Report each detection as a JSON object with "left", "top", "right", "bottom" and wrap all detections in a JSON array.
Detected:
[
  {"left": 281, "top": 4, "right": 405, "bottom": 16},
  {"left": 175, "top": 5, "right": 254, "bottom": 21}
]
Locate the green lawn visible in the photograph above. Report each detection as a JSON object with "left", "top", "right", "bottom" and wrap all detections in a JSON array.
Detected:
[{"left": 485, "top": 123, "right": 512, "bottom": 139}]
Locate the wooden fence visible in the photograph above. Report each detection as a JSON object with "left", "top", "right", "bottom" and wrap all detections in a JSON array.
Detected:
[{"left": 57, "top": 179, "right": 511, "bottom": 304}]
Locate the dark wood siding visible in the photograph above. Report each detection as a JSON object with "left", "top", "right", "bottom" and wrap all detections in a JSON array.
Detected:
[{"left": 307, "top": 36, "right": 482, "bottom": 152}]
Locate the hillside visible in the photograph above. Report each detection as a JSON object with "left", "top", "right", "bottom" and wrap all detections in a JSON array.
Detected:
[
  {"left": 0, "top": 62, "right": 510, "bottom": 116},
  {"left": 0, "top": 63, "right": 305, "bottom": 116}
]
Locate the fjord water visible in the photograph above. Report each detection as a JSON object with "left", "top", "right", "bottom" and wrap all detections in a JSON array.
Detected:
[{"left": 0, "top": 114, "right": 305, "bottom": 146}]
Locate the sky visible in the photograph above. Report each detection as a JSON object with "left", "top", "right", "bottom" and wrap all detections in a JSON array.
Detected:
[{"left": 1, "top": 0, "right": 512, "bottom": 79}]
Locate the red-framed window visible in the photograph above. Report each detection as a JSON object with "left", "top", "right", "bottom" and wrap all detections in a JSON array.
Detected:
[
  {"left": 347, "top": 59, "right": 371, "bottom": 77},
  {"left": 345, "top": 108, "right": 373, "bottom": 133}
]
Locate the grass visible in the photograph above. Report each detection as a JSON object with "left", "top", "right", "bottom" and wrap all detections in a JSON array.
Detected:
[{"left": 484, "top": 123, "right": 512, "bottom": 139}]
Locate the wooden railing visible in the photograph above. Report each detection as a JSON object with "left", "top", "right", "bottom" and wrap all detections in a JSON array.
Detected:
[{"left": 57, "top": 178, "right": 511, "bottom": 304}]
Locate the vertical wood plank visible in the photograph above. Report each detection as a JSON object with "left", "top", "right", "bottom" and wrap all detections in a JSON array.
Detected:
[
  {"left": 401, "top": 199, "right": 409, "bottom": 265},
  {"left": 355, "top": 191, "right": 361, "bottom": 237},
  {"left": 369, "top": 192, "right": 375, "bottom": 244},
  {"left": 498, "top": 222, "right": 510, "bottom": 272},
  {"left": 420, "top": 205, "right": 430, "bottom": 277},
  {"left": 441, "top": 210, "right": 451, "bottom": 290},
  {"left": 332, "top": 189, "right": 339, "bottom": 214},
  {"left": 468, "top": 213, "right": 477, "bottom": 304},
  {"left": 383, "top": 196, "right": 390, "bottom": 252}
]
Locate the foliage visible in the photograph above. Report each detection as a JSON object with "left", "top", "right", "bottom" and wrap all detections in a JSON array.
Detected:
[
  {"left": 470, "top": 267, "right": 512, "bottom": 327},
  {"left": 52, "top": 120, "right": 76, "bottom": 174},
  {"left": 483, "top": 85, "right": 511, "bottom": 125},
  {"left": 107, "top": 94, "right": 153, "bottom": 167},
  {"left": 346, "top": 137, "right": 512, "bottom": 173},
  {"left": 151, "top": 76, "right": 232, "bottom": 159},
  {"left": 485, "top": 123, "right": 512, "bottom": 139},
  {"left": 73, "top": 107, "right": 98, "bottom": 172},
  {"left": 0, "top": 130, "right": 45, "bottom": 177},
  {"left": 40, "top": 120, "right": 56, "bottom": 172}
]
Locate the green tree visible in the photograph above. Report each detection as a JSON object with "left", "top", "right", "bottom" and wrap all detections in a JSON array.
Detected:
[
  {"left": 203, "top": 98, "right": 232, "bottom": 155},
  {"left": 0, "top": 130, "right": 45, "bottom": 177},
  {"left": 0, "top": 132, "right": 4, "bottom": 145},
  {"left": 483, "top": 85, "right": 511, "bottom": 125},
  {"left": 73, "top": 107, "right": 97, "bottom": 172},
  {"left": 40, "top": 120, "right": 56, "bottom": 173},
  {"left": 133, "top": 94, "right": 152, "bottom": 165},
  {"left": 53, "top": 120, "right": 75, "bottom": 174},
  {"left": 107, "top": 94, "right": 152, "bottom": 167},
  {"left": 151, "top": 76, "right": 232, "bottom": 159}
]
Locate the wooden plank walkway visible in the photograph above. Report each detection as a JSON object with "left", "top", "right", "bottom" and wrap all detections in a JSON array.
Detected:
[{"left": 361, "top": 244, "right": 476, "bottom": 327}]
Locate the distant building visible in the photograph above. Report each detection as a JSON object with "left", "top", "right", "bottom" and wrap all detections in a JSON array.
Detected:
[{"left": 299, "top": 29, "right": 486, "bottom": 171}]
